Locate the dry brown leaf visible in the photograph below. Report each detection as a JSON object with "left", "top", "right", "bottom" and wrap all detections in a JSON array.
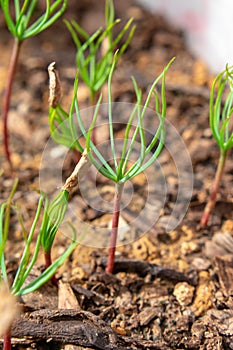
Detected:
[{"left": 0, "top": 283, "right": 21, "bottom": 336}]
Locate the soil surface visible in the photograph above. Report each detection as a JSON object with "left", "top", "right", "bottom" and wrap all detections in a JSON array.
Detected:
[{"left": 0, "top": 1, "right": 233, "bottom": 349}]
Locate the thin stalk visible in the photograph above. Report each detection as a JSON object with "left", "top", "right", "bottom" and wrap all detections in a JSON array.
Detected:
[
  {"left": 90, "top": 90, "right": 96, "bottom": 106},
  {"left": 3, "top": 38, "right": 22, "bottom": 166},
  {"left": 44, "top": 250, "right": 58, "bottom": 285},
  {"left": 106, "top": 182, "right": 124, "bottom": 274},
  {"left": 90, "top": 91, "right": 98, "bottom": 146},
  {"left": 201, "top": 149, "right": 227, "bottom": 227},
  {"left": 3, "top": 327, "right": 11, "bottom": 350}
]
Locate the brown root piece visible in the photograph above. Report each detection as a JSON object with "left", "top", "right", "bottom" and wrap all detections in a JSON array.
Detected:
[
  {"left": 11, "top": 310, "right": 128, "bottom": 349},
  {"left": 96, "top": 258, "right": 194, "bottom": 285}
]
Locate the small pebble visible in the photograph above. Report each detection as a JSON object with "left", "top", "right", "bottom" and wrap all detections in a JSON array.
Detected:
[
  {"left": 181, "top": 241, "right": 200, "bottom": 256},
  {"left": 173, "top": 282, "right": 195, "bottom": 306}
]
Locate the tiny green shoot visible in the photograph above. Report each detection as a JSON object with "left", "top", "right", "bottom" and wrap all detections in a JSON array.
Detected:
[
  {"left": 0, "top": 179, "right": 77, "bottom": 350},
  {"left": 65, "top": 0, "right": 135, "bottom": 105},
  {"left": 40, "top": 189, "right": 69, "bottom": 284},
  {"left": 1, "top": 0, "right": 67, "bottom": 166},
  {"left": 201, "top": 64, "right": 233, "bottom": 227},
  {"left": 48, "top": 0, "right": 135, "bottom": 153}
]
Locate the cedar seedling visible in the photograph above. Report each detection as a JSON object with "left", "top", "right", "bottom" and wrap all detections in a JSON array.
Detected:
[
  {"left": 1, "top": 0, "right": 67, "bottom": 166},
  {"left": 0, "top": 179, "right": 77, "bottom": 350},
  {"left": 201, "top": 65, "right": 233, "bottom": 227},
  {"left": 74, "top": 55, "right": 175, "bottom": 273}
]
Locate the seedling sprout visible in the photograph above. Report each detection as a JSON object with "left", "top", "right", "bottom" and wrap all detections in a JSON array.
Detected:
[
  {"left": 1, "top": 0, "right": 67, "bottom": 166},
  {"left": 48, "top": 0, "right": 135, "bottom": 151},
  {"left": 201, "top": 64, "right": 233, "bottom": 227},
  {"left": 65, "top": 0, "right": 135, "bottom": 105},
  {"left": 0, "top": 179, "right": 78, "bottom": 350},
  {"left": 73, "top": 55, "right": 174, "bottom": 273}
]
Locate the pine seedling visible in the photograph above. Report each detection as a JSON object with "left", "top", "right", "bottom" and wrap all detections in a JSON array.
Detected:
[
  {"left": 1, "top": 0, "right": 67, "bottom": 166},
  {"left": 40, "top": 189, "right": 69, "bottom": 284},
  {"left": 65, "top": 0, "right": 135, "bottom": 105},
  {"left": 74, "top": 55, "right": 175, "bottom": 273},
  {"left": 40, "top": 147, "right": 90, "bottom": 283},
  {"left": 48, "top": 0, "right": 135, "bottom": 151},
  {"left": 0, "top": 180, "right": 77, "bottom": 350},
  {"left": 201, "top": 65, "right": 233, "bottom": 227}
]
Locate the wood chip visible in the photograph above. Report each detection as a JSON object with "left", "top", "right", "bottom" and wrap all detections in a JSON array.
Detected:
[
  {"left": 138, "top": 307, "right": 159, "bottom": 326},
  {"left": 58, "top": 281, "right": 81, "bottom": 310}
]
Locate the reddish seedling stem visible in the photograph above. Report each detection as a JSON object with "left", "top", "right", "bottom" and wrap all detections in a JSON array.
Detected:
[
  {"left": 201, "top": 149, "right": 227, "bottom": 227},
  {"left": 3, "top": 38, "right": 22, "bottom": 167},
  {"left": 44, "top": 250, "right": 58, "bottom": 286},
  {"left": 3, "top": 327, "right": 12, "bottom": 350},
  {"left": 106, "top": 182, "right": 124, "bottom": 274}
]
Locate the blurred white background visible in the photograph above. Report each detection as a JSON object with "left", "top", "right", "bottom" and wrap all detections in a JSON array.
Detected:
[{"left": 137, "top": 0, "right": 233, "bottom": 73}]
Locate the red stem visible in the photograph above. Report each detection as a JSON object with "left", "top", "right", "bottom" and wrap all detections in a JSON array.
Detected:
[
  {"left": 44, "top": 250, "right": 58, "bottom": 286},
  {"left": 3, "top": 327, "right": 12, "bottom": 350},
  {"left": 201, "top": 149, "right": 227, "bottom": 227},
  {"left": 2, "top": 38, "right": 22, "bottom": 167},
  {"left": 106, "top": 182, "right": 124, "bottom": 274}
]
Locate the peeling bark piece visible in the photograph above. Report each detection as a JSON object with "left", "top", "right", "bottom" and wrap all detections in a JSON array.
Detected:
[
  {"left": 11, "top": 309, "right": 127, "bottom": 349},
  {"left": 10, "top": 309, "right": 174, "bottom": 349},
  {"left": 48, "top": 61, "right": 61, "bottom": 108}
]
